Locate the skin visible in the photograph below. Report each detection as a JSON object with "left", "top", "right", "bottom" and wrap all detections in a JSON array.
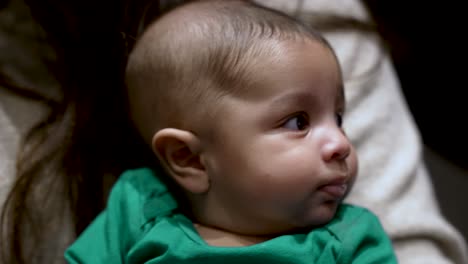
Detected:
[{"left": 153, "top": 39, "right": 358, "bottom": 246}]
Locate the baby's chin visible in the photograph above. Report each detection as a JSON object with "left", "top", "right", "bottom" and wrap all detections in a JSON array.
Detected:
[{"left": 295, "top": 201, "right": 341, "bottom": 229}]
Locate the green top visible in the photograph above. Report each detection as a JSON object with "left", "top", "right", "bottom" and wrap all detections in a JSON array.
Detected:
[{"left": 65, "top": 168, "right": 397, "bottom": 263}]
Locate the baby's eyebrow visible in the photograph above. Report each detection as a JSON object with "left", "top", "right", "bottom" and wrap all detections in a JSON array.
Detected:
[
  {"left": 267, "top": 92, "right": 316, "bottom": 110},
  {"left": 268, "top": 82, "right": 344, "bottom": 109}
]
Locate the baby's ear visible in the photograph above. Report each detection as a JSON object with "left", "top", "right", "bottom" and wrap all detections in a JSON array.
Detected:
[{"left": 152, "top": 128, "right": 209, "bottom": 194}]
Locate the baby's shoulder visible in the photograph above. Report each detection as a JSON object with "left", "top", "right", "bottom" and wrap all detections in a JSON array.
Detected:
[
  {"left": 116, "top": 167, "right": 168, "bottom": 197},
  {"left": 325, "top": 204, "right": 382, "bottom": 238},
  {"left": 319, "top": 204, "right": 396, "bottom": 263},
  {"left": 109, "top": 167, "right": 178, "bottom": 225}
]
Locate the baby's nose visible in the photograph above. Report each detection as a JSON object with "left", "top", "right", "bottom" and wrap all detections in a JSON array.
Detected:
[{"left": 321, "top": 129, "right": 351, "bottom": 162}]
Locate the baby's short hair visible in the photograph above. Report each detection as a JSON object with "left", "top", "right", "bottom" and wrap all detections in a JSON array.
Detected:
[{"left": 126, "top": 0, "right": 330, "bottom": 143}]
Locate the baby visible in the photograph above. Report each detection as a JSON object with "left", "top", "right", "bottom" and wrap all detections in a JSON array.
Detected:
[{"left": 65, "top": 1, "right": 396, "bottom": 263}]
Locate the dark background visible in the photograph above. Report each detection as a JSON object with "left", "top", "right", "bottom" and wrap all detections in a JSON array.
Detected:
[
  {"left": 364, "top": 1, "right": 468, "bottom": 243},
  {"left": 364, "top": 1, "right": 467, "bottom": 167}
]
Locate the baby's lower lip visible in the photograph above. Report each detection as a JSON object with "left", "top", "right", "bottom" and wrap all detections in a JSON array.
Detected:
[{"left": 318, "top": 184, "right": 347, "bottom": 199}]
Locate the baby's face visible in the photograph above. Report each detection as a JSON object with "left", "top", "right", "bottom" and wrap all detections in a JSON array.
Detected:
[{"left": 200, "top": 39, "right": 358, "bottom": 235}]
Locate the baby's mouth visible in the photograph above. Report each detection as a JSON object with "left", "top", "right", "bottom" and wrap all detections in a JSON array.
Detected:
[{"left": 317, "top": 182, "right": 348, "bottom": 199}]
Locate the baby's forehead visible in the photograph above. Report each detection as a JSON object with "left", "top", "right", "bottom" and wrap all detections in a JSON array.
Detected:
[{"left": 235, "top": 40, "right": 341, "bottom": 96}]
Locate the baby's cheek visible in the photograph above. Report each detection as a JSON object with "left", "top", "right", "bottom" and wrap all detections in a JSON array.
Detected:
[
  {"left": 346, "top": 149, "right": 359, "bottom": 191},
  {"left": 349, "top": 149, "right": 359, "bottom": 177}
]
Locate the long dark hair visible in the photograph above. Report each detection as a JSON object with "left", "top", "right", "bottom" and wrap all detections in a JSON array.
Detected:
[
  {"left": 0, "top": 0, "right": 157, "bottom": 262},
  {"left": 0, "top": 0, "right": 376, "bottom": 263}
]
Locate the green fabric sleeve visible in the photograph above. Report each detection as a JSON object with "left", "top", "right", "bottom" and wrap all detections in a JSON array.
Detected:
[
  {"left": 65, "top": 169, "right": 150, "bottom": 263},
  {"left": 331, "top": 206, "right": 397, "bottom": 264}
]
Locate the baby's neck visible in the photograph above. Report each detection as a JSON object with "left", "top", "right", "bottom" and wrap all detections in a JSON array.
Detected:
[{"left": 193, "top": 223, "right": 274, "bottom": 247}]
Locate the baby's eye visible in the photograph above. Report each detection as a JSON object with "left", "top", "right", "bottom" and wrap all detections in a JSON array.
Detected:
[
  {"left": 283, "top": 113, "right": 310, "bottom": 131},
  {"left": 335, "top": 112, "right": 343, "bottom": 127}
]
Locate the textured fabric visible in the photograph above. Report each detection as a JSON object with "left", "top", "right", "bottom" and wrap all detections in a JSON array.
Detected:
[
  {"left": 0, "top": 92, "right": 17, "bottom": 207},
  {"left": 65, "top": 168, "right": 397, "bottom": 264},
  {"left": 0, "top": 88, "right": 46, "bottom": 206}
]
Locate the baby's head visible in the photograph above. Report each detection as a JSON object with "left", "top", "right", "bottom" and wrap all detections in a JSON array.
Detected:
[{"left": 126, "top": 0, "right": 358, "bottom": 236}]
